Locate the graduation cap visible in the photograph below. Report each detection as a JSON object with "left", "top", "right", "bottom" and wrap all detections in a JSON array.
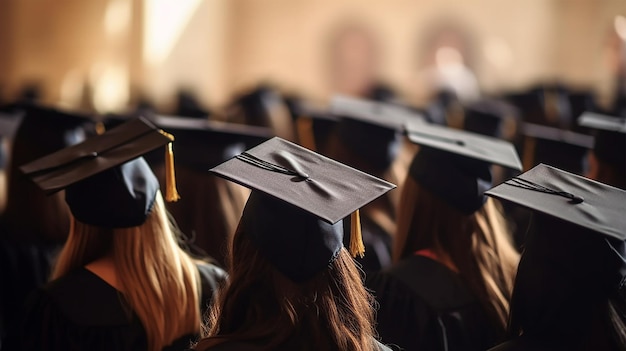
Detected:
[
  {"left": 329, "top": 95, "right": 427, "bottom": 172},
  {"left": 12, "top": 103, "right": 95, "bottom": 146},
  {"left": 149, "top": 114, "right": 274, "bottom": 170},
  {"left": 578, "top": 111, "right": 626, "bottom": 170},
  {"left": 462, "top": 98, "right": 519, "bottom": 138},
  {"left": 405, "top": 120, "right": 523, "bottom": 214},
  {"left": 521, "top": 122, "right": 594, "bottom": 174},
  {"left": 487, "top": 164, "right": 626, "bottom": 339},
  {"left": 19, "top": 117, "right": 181, "bottom": 228},
  {"left": 330, "top": 95, "right": 426, "bottom": 131},
  {"left": 210, "top": 137, "right": 396, "bottom": 281}
]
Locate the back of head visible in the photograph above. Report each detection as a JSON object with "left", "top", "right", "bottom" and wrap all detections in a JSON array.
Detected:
[
  {"left": 508, "top": 214, "right": 626, "bottom": 349},
  {"left": 3, "top": 105, "right": 88, "bottom": 242},
  {"left": 395, "top": 162, "right": 519, "bottom": 332},
  {"left": 199, "top": 224, "right": 376, "bottom": 351}
]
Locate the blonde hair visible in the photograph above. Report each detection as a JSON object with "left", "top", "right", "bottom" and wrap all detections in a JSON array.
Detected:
[
  {"left": 394, "top": 176, "right": 519, "bottom": 331},
  {"left": 53, "top": 192, "right": 202, "bottom": 351}
]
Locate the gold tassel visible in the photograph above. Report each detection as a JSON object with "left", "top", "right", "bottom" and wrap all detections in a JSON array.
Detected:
[
  {"left": 95, "top": 121, "right": 106, "bottom": 135},
  {"left": 159, "top": 130, "right": 181, "bottom": 202},
  {"left": 349, "top": 210, "right": 365, "bottom": 258}
]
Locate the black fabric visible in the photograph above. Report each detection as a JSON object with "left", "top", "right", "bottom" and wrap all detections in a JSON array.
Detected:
[
  {"left": 367, "top": 255, "right": 500, "bottom": 351},
  {"left": 196, "top": 338, "right": 395, "bottom": 351},
  {"left": 488, "top": 337, "right": 557, "bottom": 351},
  {"left": 65, "top": 157, "right": 159, "bottom": 228},
  {"left": 148, "top": 114, "right": 273, "bottom": 170},
  {"left": 20, "top": 117, "right": 170, "bottom": 195},
  {"left": 409, "top": 147, "right": 492, "bottom": 215},
  {"left": 210, "top": 137, "right": 396, "bottom": 224},
  {"left": 21, "top": 263, "right": 226, "bottom": 351},
  {"left": 0, "top": 234, "right": 61, "bottom": 351},
  {"left": 343, "top": 213, "right": 392, "bottom": 273},
  {"left": 240, "top": 192, "right": 344, "bottom": 282},
  {"left": 485, "top": 164, "right": 626, "bottom": 240}
]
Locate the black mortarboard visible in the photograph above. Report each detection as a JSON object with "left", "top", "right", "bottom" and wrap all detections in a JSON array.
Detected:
[
  {"left": 232, "top": 85, "right": 286, "bottom": 127},
  {"left": 463, "top": 98, "right": 519, "bottom": 138},
  {"left": 405, "top": 120, "right": 523, "bottom": 214},
  {"left": 521, "top": 122, "right": 594, "bottom": 174},
  {"left": 330, "top": 95, "right": 426, "bottom": 131},
  {"left": 486, "top": 164, "right": 626, "bottom": 339},
  {"left": 11, "top": 103, "right": 94, "bottom": 147},
  {"left": 210, "top": 137, "right": 396, "bottom": 281},
  {"left": 330, "top": 95, "right": 426, "bottom": 172},
  {"left": 174, "top": 89, "right": 210, "bottom": 118},
  {"left": 286, "top": 98, "right": 338, "bottom": 152},
  {"left": 20, "top": 117, "right": 179, "bottom": 228},
  {"left": 578, "top": 111, "right": 626, "bottom": 170},
  {"left": 149, "top": 114, "right": 274, "bottom": 170}
]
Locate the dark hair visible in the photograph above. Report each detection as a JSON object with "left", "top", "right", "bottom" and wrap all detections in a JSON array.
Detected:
[
  {"left": 195, "top": 225, "right": 378, "bottom": 351},
  {"left": 394, "top": 176, "right": 519, "bottom": 333},
  {"left": 2, "top": 119, "right": 71, "bottom": 243},
  {"left": 507, "top": 215, "right": 626, "bottom": 350}
]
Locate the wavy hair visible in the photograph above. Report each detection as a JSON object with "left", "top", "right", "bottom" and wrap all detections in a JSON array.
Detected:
[
  {"left": 52, "top": 192, "right": 202, "bottom": 351},
  {"left": 195, "top": 225, "right": 378, "bottom": 351}
]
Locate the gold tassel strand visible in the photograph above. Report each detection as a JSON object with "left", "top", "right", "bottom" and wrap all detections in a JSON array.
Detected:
[
  {"left": 349, "top": 209, "right": 365, "bottom": 258},
  {"left": 159, "top": 130, "right": 181, "bottom": 202}
]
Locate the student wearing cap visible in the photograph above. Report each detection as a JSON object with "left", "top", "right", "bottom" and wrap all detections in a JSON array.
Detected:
[
  {"left": 0, "top": 103, "right": 92, "bottom": 350},
  {"left": 19, "top": 118, "right": 226, "bottom": 351},
  {"left": 579, "top": 111, "right": 626, "bottom": 189},
  {"left": 486, "top": 164, "right": 626, "bottom": 351},
  {"left": 520, "top": 122, "right": 595, "bottom": 175},
  {"left": 149, "top": 114, "right": 272, "bottom": 266},
  {"left": 367, "top": 122, "right": 522, "bottom": 351},
  {"left": 194, "top": 137, "right": 396, "bottom": 351},
  {"left": 227, "top": 85, "right": 295, "bottom": 141},
  {"left": 327, "top": 95, "right": 424, "bottom": 272}
]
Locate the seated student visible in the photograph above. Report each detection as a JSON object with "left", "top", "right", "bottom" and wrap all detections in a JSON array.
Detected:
[
  {"left": 326, "top": 95, "right": 424, "bottom": 272},
  {"left": 0, "top": 104, "right": 92, "bottom": 351},
  {"left": 147, "top": 114, "right": 273, "bottom": 267},
  {"left": 486, "top": 164, "right": 626, "bottom": 351},
  {"left": 367, "top": 122, "right": 522, "bottom": 351},
  {"left": 19, "top": 117, "right": 226, "bottom": 351},
  {"left": 578, "top": 111, "right": 626, "bottom": 190},
  {"left": 193, "top": 137, "right": 396, "bottom": 351}
]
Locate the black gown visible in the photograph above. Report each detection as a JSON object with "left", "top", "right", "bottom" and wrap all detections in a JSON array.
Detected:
[
  {"left": 366, "top": 255, "right": 500, "bottom": 351},
  {"left": 20, "top": 263, "right": 226, "bottom": 351},
  {"left": 197, "top": 338, "right": 395, "bottom": 351},
  {"left": 0, "top": 234, "right": 63, "bottom": 351}
]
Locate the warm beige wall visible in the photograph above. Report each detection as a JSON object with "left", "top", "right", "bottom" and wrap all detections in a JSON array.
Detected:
[
  {"left": 0, "top": 0, "right": 624, "bottom": 110},
  {"left": 226, "top": 0, "right": 624, "bottom": 103}
]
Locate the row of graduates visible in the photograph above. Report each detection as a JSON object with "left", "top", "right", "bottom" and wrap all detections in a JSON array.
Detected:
[{"left": 0, "top": 84, "right": 624, "bottom": 351}]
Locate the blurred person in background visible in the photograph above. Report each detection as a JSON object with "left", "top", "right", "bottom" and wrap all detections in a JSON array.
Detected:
[
  {"left": 368, "top": 123, "right": 521, "bottom": 351},
  {"left": 0, "top": 103, "right": 92, "bottom": 350}
]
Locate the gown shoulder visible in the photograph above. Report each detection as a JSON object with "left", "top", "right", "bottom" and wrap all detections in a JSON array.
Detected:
[{"left": 366, "top": 255, "right": 499, "bottom": 351}]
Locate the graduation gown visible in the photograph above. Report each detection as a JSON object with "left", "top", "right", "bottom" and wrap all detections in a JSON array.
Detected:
[
  {"left": 196, "top": 338, "right": 395, "bottom": 351},
  {"left": 366, "top": 255, "right": 500, "bottom": 351},
  {"left": 21, "top": 263, "right": 226, "bottom": 351},
  {"left": 0, "top": 234, "right": 62, "bottom": 351}
]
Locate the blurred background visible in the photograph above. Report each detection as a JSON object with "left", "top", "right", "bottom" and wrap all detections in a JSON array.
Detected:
[{"left": 0, "top": 0, "right": 624, "bottom": 113}]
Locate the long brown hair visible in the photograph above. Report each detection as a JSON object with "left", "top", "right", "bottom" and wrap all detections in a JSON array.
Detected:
[
  {"left": 195, "top": 226, "right": 378, "bottom": 351},
  {"left": 394, "top": 176, "right": 519, "bottom": 333},
  {"left": 53, "top": 192, "right": 203, "bottom": 351}
]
